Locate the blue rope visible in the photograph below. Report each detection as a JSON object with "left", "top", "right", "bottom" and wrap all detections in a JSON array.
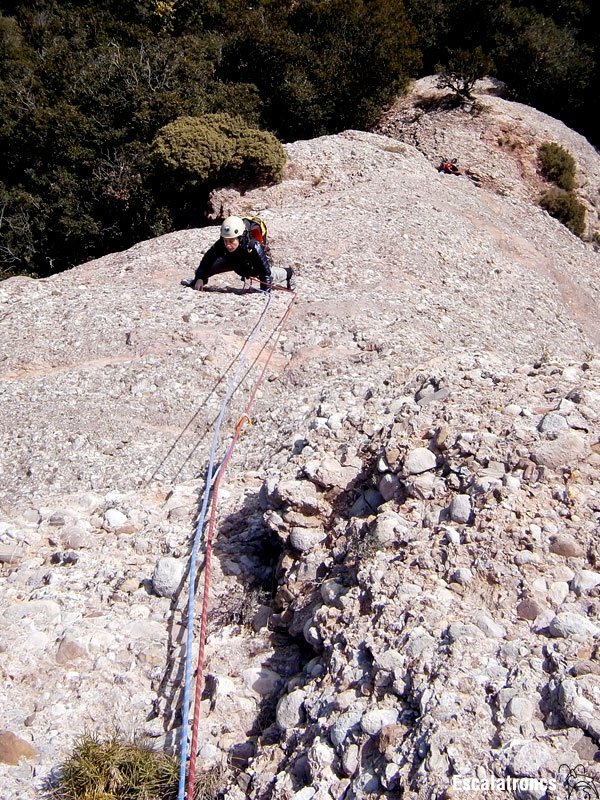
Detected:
[{"left": 177, "top": 292, "right": 272, "bottom": 800}]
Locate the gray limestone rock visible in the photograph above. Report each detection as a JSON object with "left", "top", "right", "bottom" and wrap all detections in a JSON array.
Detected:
[
  {"left": 450, "top": 567, "right": 473, "bottom": 585},
  {"left": 448, "top": 494, "right": 473, "bottom": 524},
  {"left": 538, "top": 413, "right": 569, "bottom": 435},
  {"left": 289, "top": 526, "right": 327, "bottom": 552},
  {"left": 531, "top": 432, "right": 588, "bottom": 470},
  {"left": 370, "top": 511, "right": 411, "bottom": 546},
  {"left": 506, "top": 740, "right": 552, "bottom": 776},
  {"left": 276, "top": 689, "right": 307, "bottom": 730},
  {"left": 329, "top": 707, "right": 365, "bottom": 749},
  {"left": 473, "top": 612, "right": 506, "bottom": 640},
  {"left": 360, "top": 708, "right": 399, "bottom": 735},
  {"left": 403, "top": 448, "right": 437, "bottom": 475},
  {"left": 548, "top": 612, "right": 600, "bottom": 640},
  {"left": 378, "top": 473, "right": 401, "bottom": 501},
  {"left": 151, "top": 556, "right": 185, "bottom": 598},
  {"left": 2, "top": 75, "right": 600, "bottom": 800},
  {"left": 505, "top": 696, "right": 535, "bottom": 723},
  {"left": 274, "top": 479, "right": 322, "bottom": 513},
  {"left": 571, "top": 570, "right": 600, "bottom": 595},
  {"left": 558, "top": 677, "right": 600, "bottom": 739},
  {"left": 104, "top": 508, "right": 128, "bottom": 529}
]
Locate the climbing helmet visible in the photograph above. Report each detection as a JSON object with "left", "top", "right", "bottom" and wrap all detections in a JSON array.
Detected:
[{"left": 220, "top": 215, "right": 245, "bottom": 239}]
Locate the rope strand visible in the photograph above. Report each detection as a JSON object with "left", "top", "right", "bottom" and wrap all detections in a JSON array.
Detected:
[
  {"left": 177, "top": 292, "right": 275, "bottom": 800},
  {"left": 185, "top": 288, "right": 296, "bottom": 798}
]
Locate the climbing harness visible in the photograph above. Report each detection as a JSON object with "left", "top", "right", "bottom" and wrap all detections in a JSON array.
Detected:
[{"left": 177, "top": 279, "right": 296, "bottom": 800}]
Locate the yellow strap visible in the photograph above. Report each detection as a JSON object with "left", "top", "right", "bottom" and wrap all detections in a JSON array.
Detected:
[{"left": 235, "top": 414, "right": 253, "bottom": 434}]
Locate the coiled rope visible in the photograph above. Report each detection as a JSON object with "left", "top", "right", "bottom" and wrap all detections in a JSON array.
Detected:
[{"left": 177, "top": 282, "right": 296, "bottom": 800}]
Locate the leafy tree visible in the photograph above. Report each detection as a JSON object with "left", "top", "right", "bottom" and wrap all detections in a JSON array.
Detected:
[
  {"left": 490, "top": 5, "right": 594, "bottom": 118},
  {"left": 0, "top": 184, "right": 41, "bottom": 278},
  {"left": 402, "top": 0, "right": 598, "bottom": 146},
  {"left": 518, "top": 0, "right": 591, "bottom": 29},
  {"left": 0, "top": 3, "right": 262, "bottom": 276},
  {"left": 436, "top": 46, "right": 495, "bottom": 100},
  {"left": 222, "top": 0, "right": 421, "bottom": 140},
  {"left": 403, "top": 0, "right": 498, "bottom": 70}
]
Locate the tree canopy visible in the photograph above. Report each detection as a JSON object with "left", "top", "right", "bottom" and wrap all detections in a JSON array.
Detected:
[{"left": 0, "top": 0, "right": 598, "bottom": 279}]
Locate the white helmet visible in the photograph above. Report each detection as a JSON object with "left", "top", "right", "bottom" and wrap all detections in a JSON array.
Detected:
[{"left": 220, "top": 215, "right": 245, "bottom": 239}]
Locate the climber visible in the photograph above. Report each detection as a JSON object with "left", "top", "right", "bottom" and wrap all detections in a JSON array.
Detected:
[
  {"left": 438, "top": 157, "right": 460, "bottom": 175},
  {"left": 184, "top": 215, "right": 295, "bottom": 293}
]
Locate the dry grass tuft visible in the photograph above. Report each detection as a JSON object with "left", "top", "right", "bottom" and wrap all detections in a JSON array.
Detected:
[{"left": 53, "top": 731, "right": 223, "bottom": 800}]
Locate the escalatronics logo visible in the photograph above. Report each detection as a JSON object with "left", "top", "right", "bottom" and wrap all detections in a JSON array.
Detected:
[
  {"left": 451, "top": 776, "right": 557, "bottom": 794},
  {"left": 451, "top": 764, "right": 600, "bottom": 798}
]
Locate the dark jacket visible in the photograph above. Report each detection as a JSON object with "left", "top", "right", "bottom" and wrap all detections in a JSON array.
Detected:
[{"left": 194, "top": 233, "right": 273, "bottom": 286}]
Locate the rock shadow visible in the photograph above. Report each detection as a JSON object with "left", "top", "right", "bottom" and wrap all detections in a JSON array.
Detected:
[{"left": 153, "top": 486, "right": 313, "bottom": 773}]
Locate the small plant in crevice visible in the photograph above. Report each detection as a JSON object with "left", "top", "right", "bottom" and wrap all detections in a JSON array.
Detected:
[
  {"left": 533, "top": 344, "right": 552, "bottom": 368},
  {"left": 538, "top": 141, "right": 577, "bottom": 191},
  {"left": 380, "top": 142, "right": 406, "bottom": 154},
  {"left": 342, "top": 516, "right": 383, "bottom": 568},
  {"left": 251, "top": 694, "right": 280, "bottom": 737},
  {"left": 208, "top": 583, "right": 272, "bottom": 632}
]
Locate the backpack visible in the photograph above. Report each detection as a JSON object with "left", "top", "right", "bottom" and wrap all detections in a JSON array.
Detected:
[
  {"left": 243, "top": 215, "right": 268, "bottom": 246},
  {"left": 438, "top": 157, "right": 460, "bottom": 175}
]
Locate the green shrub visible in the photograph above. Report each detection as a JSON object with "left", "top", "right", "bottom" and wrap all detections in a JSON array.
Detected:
[
  {"left": 539, "top": 187, "right": 586, "bottom": 237},
  {"left": 152, "top": 113, "right": 286, "bottom": 192},
  {"left": 152, "top": 115, "right": 235, "bottom": 188},
  {"left": 538, "top": 141, "right": 577, "bottom": 191},
  {"left": 228, "top": 128, "right": 287, "bottom": 187}
]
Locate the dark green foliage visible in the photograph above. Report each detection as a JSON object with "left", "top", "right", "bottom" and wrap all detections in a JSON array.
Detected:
[
  {"left": 405, "top": 0, "right": 499, "bottom": 69},
  {"left": 152, "top": 115, "right": 237, "bottom": 188},
  {"left": 151, "top": 114, "right": 286, "bottom": 226},
  {"left": 228, "top": 128, "right": 287, "bottom": 186},
  {"left": 1, "top": 0, "right": 600, "bottom": 280},
  {"left": 539, "top": 187, "right": 586, "bottom": 238},
  {"left": 403, "top": 0, "right": 598, "bottom": 145},
  {"left": 538, "top": 141, "right": 577, "bottom": 191},
  {"left": 0, "top": 184, "right": 41, "bottom": 279},
  {"left": 0, "top": 3, "right": 263, "bottom": 278},
  {"left": 221, "top": 0, "right": 422, "bottom": 140},
  {"left": 153, "top": 111, "right": 290, "bottom": 190},
  {"left": 436, "top": 46, "right": 495, "bottom": 100},
  {"left": 491, "top": 5, "right": 594, "bottom": 117}
]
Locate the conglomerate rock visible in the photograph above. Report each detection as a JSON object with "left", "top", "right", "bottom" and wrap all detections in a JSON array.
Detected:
[{"left": 1, "top": 78, "right": 599, "bottom": 800}]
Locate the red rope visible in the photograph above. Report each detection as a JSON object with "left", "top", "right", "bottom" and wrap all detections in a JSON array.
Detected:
[{"left": 185, "top": 288, "right": 296, "bottom": 798}]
